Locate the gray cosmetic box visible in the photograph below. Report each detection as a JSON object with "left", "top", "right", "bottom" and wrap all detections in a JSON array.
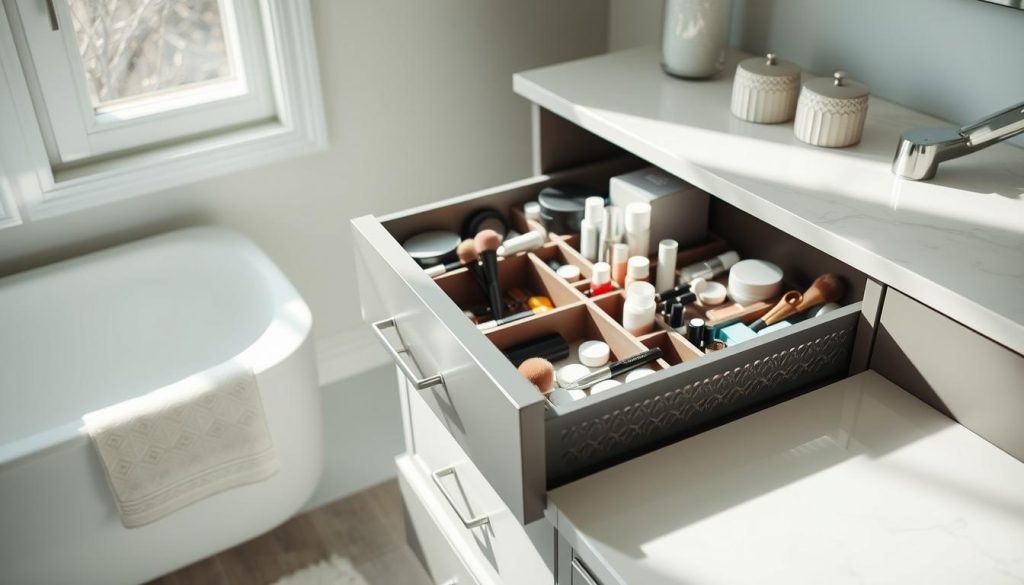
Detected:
[{"left": 610, "top": 166, "right": 710, "bottom": 249}]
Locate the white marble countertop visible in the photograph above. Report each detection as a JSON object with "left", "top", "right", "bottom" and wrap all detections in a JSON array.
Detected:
[
  {"left": 514, "top": 47, "right": 1024, "bottom": 355},
  {"left": 548, "top": 371, "right": 1024, "bottom": 585}
]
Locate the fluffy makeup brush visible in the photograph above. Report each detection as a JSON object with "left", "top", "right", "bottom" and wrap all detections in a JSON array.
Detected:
[
  {"left": 474, "top": 229, "right": 504, "bottom": 319},
  {"left": 518, "top": 357, "right": 554, "bottom": 394},
  {"left": 456, "top": 239, "right": 490, "bottom": 299},
  {"left": 750, "top": 274, "right": 845, "bottom": 332},
  {"left": 424, "top": 239, "right": 483, "bottom": 278},
  {"left": 795, "top": 274, "right": 845, "bottom": 312}
]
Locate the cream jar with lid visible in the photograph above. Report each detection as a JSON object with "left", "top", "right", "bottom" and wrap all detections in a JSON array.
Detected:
[
  {"left": 794, "top": 71, "right": 870, "bottom": 147},
  {"left": 730, "top": 53, "right": 801, "bottom": 124}
]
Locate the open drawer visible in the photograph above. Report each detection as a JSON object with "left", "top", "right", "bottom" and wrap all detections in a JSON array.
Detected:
[{"left": 352, "top": 157, "right": 872, "bottom": 524}]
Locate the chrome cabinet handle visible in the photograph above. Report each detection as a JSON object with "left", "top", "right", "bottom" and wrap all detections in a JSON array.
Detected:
[
  {"left": 572, "top": 558, "right": 601, "bottom": 585},
  {"left": 371, "top": 318, "right": 444, "bottom": 390},
  {"left": 431, "top": 465, "right": 491, "bottom": 530}
]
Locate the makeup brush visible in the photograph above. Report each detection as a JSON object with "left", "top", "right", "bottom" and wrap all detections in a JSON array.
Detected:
[
  {"left": 517, "top": 357, "right": 555, "bottom": 393},
  {"left": 564, "top": 347, "right": 663, "bottom": 391},
  {"left": 475, "top": 229, "right": 504, "bottom": 319},
  {"left": 795, "top": 274, "right": 845, "bottom": 313},
  {"left": 750, "top": 274, "right": 845, "bottom": 332},
  {"left": 449, "top": 239, "right": 490, "bottom": 301},
  {"left": 423, "top": 239, "right": 480, "bottom": 277},
  {"left": 749, "top": 290, "right": 803, "bottom": 333}
]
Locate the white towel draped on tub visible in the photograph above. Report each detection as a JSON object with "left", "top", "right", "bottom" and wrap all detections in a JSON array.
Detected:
[{"left": 83, "top": 362, "right": 279, "bottom": 528}]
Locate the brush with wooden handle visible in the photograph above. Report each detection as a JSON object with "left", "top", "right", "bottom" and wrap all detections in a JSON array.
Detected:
[{"left": 749, "top": 274, "right": 845, "bottom": 332}]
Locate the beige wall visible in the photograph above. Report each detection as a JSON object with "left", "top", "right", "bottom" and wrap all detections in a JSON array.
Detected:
[{"left": 0, "top": 0, "right": 609, "bottom": 349}]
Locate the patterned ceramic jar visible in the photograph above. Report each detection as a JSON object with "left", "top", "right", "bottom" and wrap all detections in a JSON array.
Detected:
[
  {"left": 730, "top": 53, "right": 801, "bottom": 124},
  {"left": 793, "top": 71, "right": 870, "bottom": 147}
]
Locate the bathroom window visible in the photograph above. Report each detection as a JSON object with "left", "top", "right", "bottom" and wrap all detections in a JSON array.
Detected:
[{"left": 0, "top": 0, "right": 325, "bottom": 221}]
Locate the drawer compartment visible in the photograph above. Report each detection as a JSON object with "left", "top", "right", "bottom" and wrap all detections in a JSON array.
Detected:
[{"left": 354, "top": 157, "right": 868, "bottom": 520}]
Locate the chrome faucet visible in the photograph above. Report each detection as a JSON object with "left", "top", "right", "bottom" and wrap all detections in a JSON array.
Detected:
[{"left": 891, "top": 100, "right": 1024, "bottom": 180}]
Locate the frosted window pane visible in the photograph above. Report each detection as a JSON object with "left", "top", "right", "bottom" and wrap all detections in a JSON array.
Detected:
[{"left": 68, "top": 0, "right": 235, "bottom": 107}]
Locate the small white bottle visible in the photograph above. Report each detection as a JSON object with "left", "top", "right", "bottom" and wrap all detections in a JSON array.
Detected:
[
  {"left": 625, "top": 202, "right": 652, "bottom": 257},
  {"left": 623, "top": 281, "right": 656, "bottom": 336},
  {"left": 656, "top": 239, "right": 678, "bottom": 292},
  {"left": 579, "top": 196, "right": 604, "bottom": 261},
  {"left": 624, "top": 256, "right": 650, "bottom": 288},
  {"left": 610, "top": 242, "right": 629, "bottom": 285}
]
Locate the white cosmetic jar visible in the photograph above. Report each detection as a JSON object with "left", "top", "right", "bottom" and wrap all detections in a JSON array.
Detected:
[{"left": 728, "top": 259, "right": 783, "bottom": 305}]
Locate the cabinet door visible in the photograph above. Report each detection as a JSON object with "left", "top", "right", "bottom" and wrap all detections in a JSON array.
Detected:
[{"left": 871, "top": 289, "right": 1024, "bottom": 462}]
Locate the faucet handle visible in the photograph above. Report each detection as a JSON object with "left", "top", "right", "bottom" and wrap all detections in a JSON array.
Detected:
[{"left": 960, "top": 100, "right": 1024, "bottom": 148}]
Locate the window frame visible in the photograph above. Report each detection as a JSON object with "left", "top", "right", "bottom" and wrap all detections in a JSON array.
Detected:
[{"left": 0, "top": 0, "right": 326, "bottom": 222}]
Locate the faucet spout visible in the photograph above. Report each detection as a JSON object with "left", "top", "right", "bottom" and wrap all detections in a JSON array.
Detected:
[{"left": 892, "top": 100, "right": 1024, "bottom": 181}]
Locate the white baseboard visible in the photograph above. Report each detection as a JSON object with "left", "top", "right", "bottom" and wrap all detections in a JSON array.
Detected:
[{"left": 315, "top": 327, "right": 390, "bottom": 387}]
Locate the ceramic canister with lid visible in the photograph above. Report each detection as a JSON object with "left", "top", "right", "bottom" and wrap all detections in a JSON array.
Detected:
[
  {"left": 794, "top": 71, "right": 870, "bottom": 147},
  {"left": 730, "top": 53, "right": 801, "bottom": 124}
]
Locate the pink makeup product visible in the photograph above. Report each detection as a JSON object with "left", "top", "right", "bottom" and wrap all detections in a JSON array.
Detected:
[
  {"left": 475, "top": 230, "right": 504, "bottom": 319},
  {"left": 611, "top": 243, "right": 629, "bottom": 285}
]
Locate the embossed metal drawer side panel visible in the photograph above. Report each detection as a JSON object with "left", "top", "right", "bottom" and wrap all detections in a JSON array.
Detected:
[
  {"left": 546, "top": 303, "right": 861, "bottom": 486},
  {"left": 352, "top": 216, "right": 546, "bottom": 523}
]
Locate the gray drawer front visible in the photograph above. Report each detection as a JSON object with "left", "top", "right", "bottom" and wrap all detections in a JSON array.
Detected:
[
  {"left": 872, "top": 289, "right": 1024, "bottom": 463},
  {"left": 546, "top": 303, "right": 861, "bottom": 486},
  {"left": 352, "top": 216, "right": 546, "bottom": 523}
]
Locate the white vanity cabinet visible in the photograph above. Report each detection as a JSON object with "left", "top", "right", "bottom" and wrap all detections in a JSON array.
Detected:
[{"left": 353, "top": 47, "right": 1024, "bottom": 584}]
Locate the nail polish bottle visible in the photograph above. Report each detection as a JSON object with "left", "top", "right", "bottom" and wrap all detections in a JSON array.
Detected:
[{"left": 590, "top": 262, "right": 613, "bottom": 296}]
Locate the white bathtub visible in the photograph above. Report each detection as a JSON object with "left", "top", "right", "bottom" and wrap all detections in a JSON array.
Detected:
[{"left": 0, "top": 227, "right": 323, "bottom": 585}]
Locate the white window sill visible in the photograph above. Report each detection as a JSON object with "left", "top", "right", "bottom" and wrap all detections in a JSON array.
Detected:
[{"left": 29, "top": 118, "right": 326, "bottom": 220}]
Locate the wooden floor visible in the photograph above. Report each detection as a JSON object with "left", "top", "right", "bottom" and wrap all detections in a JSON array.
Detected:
[{"left": 146, "top": 480, "right": 432, "bottom": 585}]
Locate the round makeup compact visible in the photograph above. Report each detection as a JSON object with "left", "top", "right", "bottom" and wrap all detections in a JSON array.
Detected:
[
  {"left": 537, "top": 184, "right": 601, "bottom": 234},
  {"left": 728, "top": 259, "right": 783, "bottom": 305},
  {"left": 556, "top": 264, "right": 582, "bottom": 282},
  {"left": 402, "top": 230, "right": 461, "bottom": 267},
  {"left": 460, "top": 208, "right": 509, "bottom": 241},
  {"left": 578, "top": 340, "right": 610, "bottom": 367},
  {"left": 731, "top": 53, "right": 801, "bottom": 124},
  {"left": 624, "top": 368, "right": 656, "bottom": 383},
  {"left": 794, "top": 71, "right": 870, "bottom": 147},
  {"left": 556, "top": 363, "right": 591, "bottom": 388},
  {"left": 590, "top": 379, "right": 622, "bottom": 395},
  {"left": 548, "top": 388, "right": 586, "bottom": 405},
  {"left": 690, "top": 278, "right": 728, "bottom": 306}
]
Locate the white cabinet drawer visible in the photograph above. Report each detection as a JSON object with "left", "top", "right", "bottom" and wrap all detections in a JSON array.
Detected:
[
  {"left": 404, "top": 378, "right": 555, "bottom": 585},
  {"left": 398, "top": 455, "right": 480, "bottom": 585},
  {"left": 354, "top": 157, "right": 876, "bottom": 523}
]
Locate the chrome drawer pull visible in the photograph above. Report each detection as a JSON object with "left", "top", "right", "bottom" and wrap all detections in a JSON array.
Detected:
[
  {"left": 572, "top": 558, "right": 600, "bottom": 585},
  {"left": 371, "top": 318, "right": 444, "bottom": 390},
  {"left": 431, "top": 465, "right": 491, "bottom": 530}
]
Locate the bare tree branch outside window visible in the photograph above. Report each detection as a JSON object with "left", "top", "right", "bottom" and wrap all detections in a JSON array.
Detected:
[{"left": 68, "top": 0, "right": 233, "bottom": 107}]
